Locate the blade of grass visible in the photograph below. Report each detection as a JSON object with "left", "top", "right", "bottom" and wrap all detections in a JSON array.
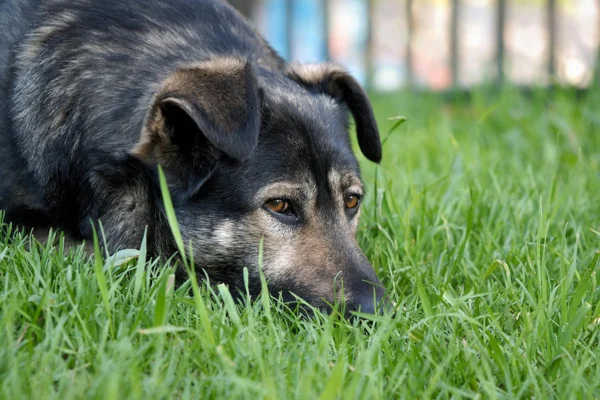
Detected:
[
  {"left": 153, "top": 271, "right": 169, "bottom": 327},
  {"left": 91, "top": 223, "right": 112, "bottom": 328},
  {"left": 319, "top": 360, "right": 346, "bottom": 400},
  {"left": 157, "top": 165, "right": 186, "bottom": 264},
  {"left": 157, "top": 165, "right": 215, "bottom": 345},
  {"left": 133, "top": 229, "right": 148, "bottom": 301}
]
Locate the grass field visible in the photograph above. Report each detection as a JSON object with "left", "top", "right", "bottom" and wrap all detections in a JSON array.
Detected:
[{"left": 1, "top": 87, "right": 599, "bottom": 399}]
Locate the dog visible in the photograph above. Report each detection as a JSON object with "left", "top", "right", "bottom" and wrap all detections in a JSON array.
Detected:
[{"left": 0, "top": 0, "right": 386, "bottom": 314}]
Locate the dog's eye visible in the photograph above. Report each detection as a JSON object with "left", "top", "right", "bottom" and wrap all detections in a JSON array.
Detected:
[
  {"left": 345, "top": 195, "right": 360, "bottom": 209},
  {"left": 265, "top": 199, "right": 290, "bottom": 214}
]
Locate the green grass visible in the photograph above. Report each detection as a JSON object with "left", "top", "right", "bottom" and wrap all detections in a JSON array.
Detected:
[{"left": 1, "top": 87, "right": 599, "bottom": 399}]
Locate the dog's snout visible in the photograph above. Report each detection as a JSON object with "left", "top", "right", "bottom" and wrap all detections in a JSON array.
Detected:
[{"left": 347, "top": 282, "right": 387, "bottom": 315}]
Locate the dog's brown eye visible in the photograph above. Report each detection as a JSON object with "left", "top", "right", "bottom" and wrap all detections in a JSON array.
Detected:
[
  {"left": 265, "top": 199, "right": 289, "bottom": 213},
  {"left": 345, "top": 195, "right": 360, "bottom": 209}
]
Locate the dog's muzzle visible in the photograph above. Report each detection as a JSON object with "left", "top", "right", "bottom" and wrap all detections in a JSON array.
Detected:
[{"left": 346, "top": 278, "right": 388, "bottom": 315}]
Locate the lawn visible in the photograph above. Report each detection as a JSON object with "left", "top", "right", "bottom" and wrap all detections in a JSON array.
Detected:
[{"left": 1, "top": 87, "right": 599, "bottom": 399}]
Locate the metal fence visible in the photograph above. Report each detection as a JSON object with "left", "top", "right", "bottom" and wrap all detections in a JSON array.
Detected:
[{"left": 229, "top": 0, "right": 600, "bottom": 91}]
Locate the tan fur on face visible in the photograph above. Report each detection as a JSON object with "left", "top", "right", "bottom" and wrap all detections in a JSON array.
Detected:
[
  {"left": 255, "top": 182, "right": 312, "bottom": 201},
  {"left": 213, "top": 219, "right": 234, "bottom": 248},
  {"left": 178, "top": 167, "right": 372, "bottom": 305},
  {"left": 252, "top": 169, "right": 366, "bottom": 301},
  {"left": 327, "top": 169, "right": 363, "bottom": 233}
]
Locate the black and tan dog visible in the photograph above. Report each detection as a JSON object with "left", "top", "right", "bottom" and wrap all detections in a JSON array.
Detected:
[{"left": 0, "top": 0, "right": 386, "bottom": 313}]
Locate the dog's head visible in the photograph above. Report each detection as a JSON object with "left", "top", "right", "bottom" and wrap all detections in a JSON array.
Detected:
[{"left": 132, "top": 57, "right": 386, "bottom": 314}]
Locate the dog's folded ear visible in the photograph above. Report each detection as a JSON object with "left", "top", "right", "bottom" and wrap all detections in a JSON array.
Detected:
[
  {"left": 131, "top": 57, "right": 260, "bottom": 196},
  {"left": 285, "top": 63, "right": 382, "bottom": 163}
]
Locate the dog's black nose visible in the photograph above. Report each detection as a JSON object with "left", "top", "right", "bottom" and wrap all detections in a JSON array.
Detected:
[{"left": 347, "top": 286, "right": 387, "bottom": 315}]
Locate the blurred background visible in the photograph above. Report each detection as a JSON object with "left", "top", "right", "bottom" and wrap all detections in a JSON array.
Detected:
[{"left": 227, "top": 0, "right": 600, "bottom": 91}]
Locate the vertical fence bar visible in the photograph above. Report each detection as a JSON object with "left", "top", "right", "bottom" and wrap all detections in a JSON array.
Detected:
[
  {"left": 595, "top": 0, "right": 600, "bottom": 86},
  {"left": 496, "top": 0, "right": 506, "bottom": 85},
  {"left": 406, "top": 0, "right": 414, "bottom": 87},
  {"left": 450, "top": 0, "right": 460, "bottom": 87},
  {"left": 365, "top": 0, "right": 375, "bottom": 89},
  {"left": 285, "top": 0, "right": 294, "bottom": 60},
  {"left": 547, "top": 0, "right": 557, "bottom": 81},
  {"left": 322, "top": 0, "right": 331, "bottom": 61}
]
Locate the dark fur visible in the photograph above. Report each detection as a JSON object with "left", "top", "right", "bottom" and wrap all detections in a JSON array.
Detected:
[{"left": 0, "top": 0, "right": 385, "bottom": 313}]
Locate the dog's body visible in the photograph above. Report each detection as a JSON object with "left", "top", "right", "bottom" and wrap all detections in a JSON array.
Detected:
[{"left": 0, "top": 0, "right": 385, "bottom": 312}]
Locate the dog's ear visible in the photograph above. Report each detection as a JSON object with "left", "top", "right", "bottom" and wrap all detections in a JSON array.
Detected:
[
  {"left": 131, "top": 57, "right": 260, "bottom": 196},
  {"left": 286, "top": 63, "right": 381, "bottom": 163}
]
